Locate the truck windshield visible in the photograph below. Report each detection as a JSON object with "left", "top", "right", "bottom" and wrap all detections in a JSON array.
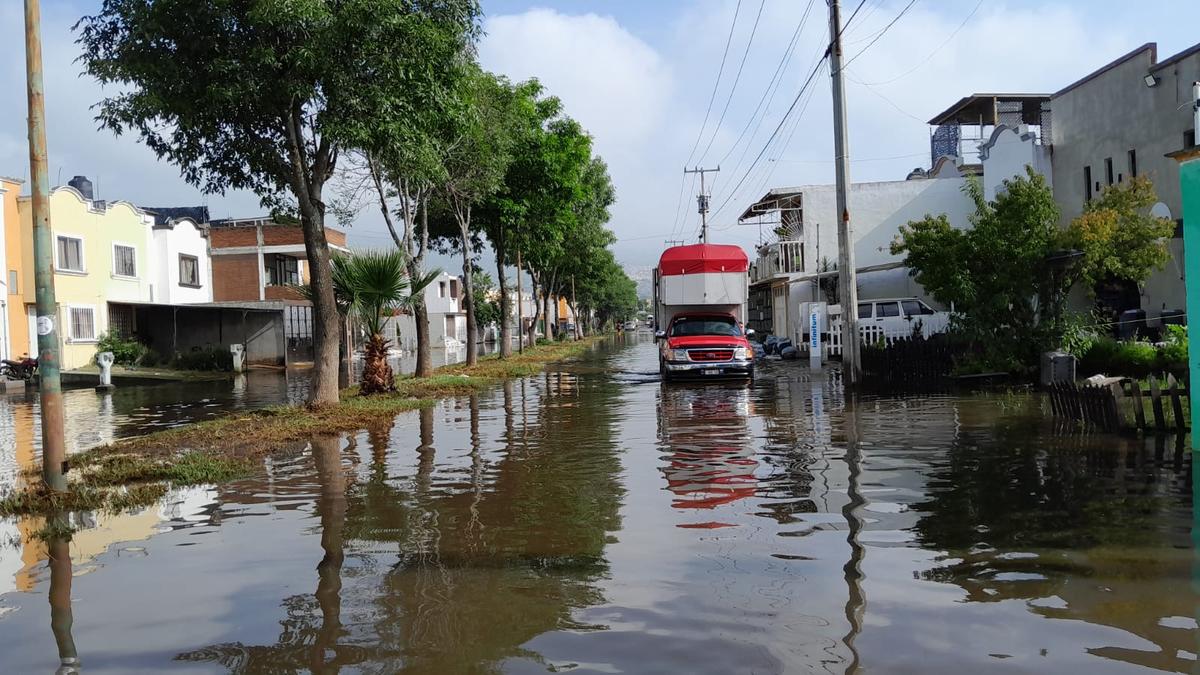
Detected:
[{"left": 670, "top": 317, "right": 741, "bottom": 337}]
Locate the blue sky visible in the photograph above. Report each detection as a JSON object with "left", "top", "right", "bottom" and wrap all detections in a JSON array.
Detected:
[{"left": 4, "top": 1, "right": 1200, "bottom": 266}]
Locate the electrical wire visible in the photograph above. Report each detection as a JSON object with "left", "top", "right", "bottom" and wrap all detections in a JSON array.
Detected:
[
  {"left": 697, "top": 0, "right": 767, "bottom": 164},
  {"left": 854, "top": 0, "right": 981, "bottom": 86},
  {"left": 670, "top": 0, "right": 743, "bottom": 239},
  {"left": 837, "top": 0, "right": 919, "bottom": 73},
  {"left": 717, "top": 0, "right": 816, "bottom": 166}
]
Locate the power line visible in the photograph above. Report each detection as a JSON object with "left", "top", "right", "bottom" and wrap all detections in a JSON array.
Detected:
[
  {"left": 717, "top": 0, "right": 816, "bottom": 166},
  {"left": 854, "top": 0, "right": 981, "bottom": 86},
  {"left": 671, "top": 0, "right": 743, "bottom": 238},
  {"left": 838, "top": 0, "right": 919, "bottom": 73},
  {"left": 708, "top": 56, "right": 829, "bottom": 223},
  {"left": 697, "top": 0, "right": 767, "bottom": 164}
]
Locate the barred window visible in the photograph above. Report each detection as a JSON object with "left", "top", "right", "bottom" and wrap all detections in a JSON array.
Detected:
[
  {"left": 68, "top": 306, "right": 96, "bottom": 342},
  {"left": 113, "top": 244, "right": 137, "bottom": 277}
]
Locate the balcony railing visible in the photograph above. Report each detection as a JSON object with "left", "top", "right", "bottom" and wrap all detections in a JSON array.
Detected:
[{"left": 750, "top": 240, "right": 804, "bottom": 284}]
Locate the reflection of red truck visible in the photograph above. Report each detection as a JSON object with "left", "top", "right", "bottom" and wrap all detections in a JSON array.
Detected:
[{"left": 652, "top": 244, "right": 754, "bottom": 381}]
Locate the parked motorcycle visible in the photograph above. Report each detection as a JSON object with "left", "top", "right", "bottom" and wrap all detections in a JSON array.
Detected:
[{"left": 0, "top": 357, "right": 38, "bottom": 382}]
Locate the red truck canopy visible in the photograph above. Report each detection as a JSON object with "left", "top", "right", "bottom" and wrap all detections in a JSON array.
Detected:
[{"left": 658, "top": 244, "right": 748, "bottom": 276}]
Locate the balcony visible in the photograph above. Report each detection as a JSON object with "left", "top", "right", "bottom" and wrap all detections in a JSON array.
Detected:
[{"left": 750, "top": 240, "right": 804, "bottom": 284}]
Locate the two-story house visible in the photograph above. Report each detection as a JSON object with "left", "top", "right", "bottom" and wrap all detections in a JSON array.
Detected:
[{"left": 0, "top": 176, "right": 21, "bottom": 362}]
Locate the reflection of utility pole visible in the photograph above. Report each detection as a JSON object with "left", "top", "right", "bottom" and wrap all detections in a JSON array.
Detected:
[
  {"left": 24, "top": 0, "right": 67, "bottom": 491},
  {"left": 684, "top": 166, "right": 720, "bottom": 244},
  {"left": 840, "top": 393, "right": 866, "bottom": 671},
  {"left": 828, "top": 0, "right": 860, "bottom": 386}
]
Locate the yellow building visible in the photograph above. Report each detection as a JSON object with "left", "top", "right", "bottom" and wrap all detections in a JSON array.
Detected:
[
  {"left": 18, "top": 181, "right": 156, "bottom": 370},
  {"left": 1, "top": 176, "right": 24, "bottom": 361}
]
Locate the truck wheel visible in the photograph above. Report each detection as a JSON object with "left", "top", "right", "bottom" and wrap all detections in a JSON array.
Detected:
[{"left": 659, "top": 360, "right": 672, "bottom": 382}]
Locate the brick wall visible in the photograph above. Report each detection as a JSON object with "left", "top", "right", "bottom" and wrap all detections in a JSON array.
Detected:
[
  {"left": 262, "top": 225, "right": 305, "bottom": 246},
  {"left": 265, "top": 285, "right": 304, "bottom": 301},
  {"left": 212, "top": 254, "right": 261, "bottom": 301},
  {"left": 210, "top": 227, "right": 258, "bottom": 249}
]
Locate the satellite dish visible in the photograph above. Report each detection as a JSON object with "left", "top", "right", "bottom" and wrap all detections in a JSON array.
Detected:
[{"left": 1150, "top": 202, "right": 1172, "bottom": 220}]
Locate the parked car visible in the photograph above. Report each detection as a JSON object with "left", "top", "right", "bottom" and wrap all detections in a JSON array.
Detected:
[
  {"left": 623, "top": 320, "right": 638, "bottom": 331},
  {"left": 854, "top": 297, "right": 950, "bottom": 339},
  {"left": 656, "top": 312, "right": 754, "bottom": 381}
]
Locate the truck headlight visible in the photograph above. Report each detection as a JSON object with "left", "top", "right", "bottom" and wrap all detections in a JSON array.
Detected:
[
  {"left": 733, "top": 346, "right": 751, "bottom": 360},
  {"left": 670, "top": 349, "right": 690, "bottom": 361}
]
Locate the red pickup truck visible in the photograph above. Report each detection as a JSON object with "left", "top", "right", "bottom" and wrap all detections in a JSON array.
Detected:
[{"left": 657, "top": 312, "right": 755, "bottom": 381}]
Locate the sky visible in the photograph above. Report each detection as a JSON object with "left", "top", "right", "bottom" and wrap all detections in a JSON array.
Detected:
[{"left": 4, "top": 1, "right": 1200, "bottom": 270}]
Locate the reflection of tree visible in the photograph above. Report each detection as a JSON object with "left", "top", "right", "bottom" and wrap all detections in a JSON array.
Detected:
[
  {"left": 177, "top": 434, "right": 366, "bottom": 673},
  {"left": 182, "top": 371, "right": 625, "bottom": 673},
  {"left": 912, "top": 420, "right": 1194, "bottom": 672}
]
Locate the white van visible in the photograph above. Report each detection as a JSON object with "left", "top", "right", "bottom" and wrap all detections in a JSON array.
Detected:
[{"left": 855, "top": 297, "right": 950, "bottom": 339}]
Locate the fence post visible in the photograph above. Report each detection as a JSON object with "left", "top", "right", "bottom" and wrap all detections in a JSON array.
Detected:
[
  {"left": 1129, "top": 378, "right": 1146, "bottom": 430},
  {"left": 1167, "top": 374, "right": 1187, "bottom": 432},
  {"left": 1150, "top": 375, "right": 1167, "bottom": 430}
]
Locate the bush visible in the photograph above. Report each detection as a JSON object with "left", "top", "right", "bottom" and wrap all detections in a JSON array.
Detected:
[
  {"left": 95, "top": 333, "right": 147, "bottom": 366},
  {"left": 1078, "top": 337, "right": 1120, "bottom": 377},
  {"left": 173, "top": 348, "right": 233, "bottom": 372},
  {"left": 1157, "top": 324, "right": 1188, "bottom": 376},
  {"left": 1113, "top": 341, "right": 1158, "bottom": 378}
]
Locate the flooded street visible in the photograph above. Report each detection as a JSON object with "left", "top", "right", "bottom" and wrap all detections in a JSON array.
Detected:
[{"left": 0, "top": 335, "right": 1195, "bottom": 673}]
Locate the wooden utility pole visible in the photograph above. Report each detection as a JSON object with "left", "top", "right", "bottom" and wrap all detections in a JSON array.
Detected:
[
  {"left": 684, "top": 166, "right": 720, "bottom": 244},
  {"left": 828, "top": 0, "right": 860, "bottom": 385},
  {"left": 24, "top": 0, "right": 68, "bottom": 491},
  {"left": 515, "top": 244, "right": 524, "bottom": 354}
]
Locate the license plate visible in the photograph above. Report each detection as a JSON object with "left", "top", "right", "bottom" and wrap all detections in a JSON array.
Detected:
[{"left": 702, "top": 369, "right": 720, "bottom": 376}]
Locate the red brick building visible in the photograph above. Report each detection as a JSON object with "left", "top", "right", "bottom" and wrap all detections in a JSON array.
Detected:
[{"left": 209, "top": 217, "right": 348, "bottom": 302}]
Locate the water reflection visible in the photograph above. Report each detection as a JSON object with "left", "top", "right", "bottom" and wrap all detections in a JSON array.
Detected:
[
  {"left": 0, "top": 341, "right": 1194, "bottom": 673},
  {"left": 47, "top": 524, "right": 79, "bottom": 675}
]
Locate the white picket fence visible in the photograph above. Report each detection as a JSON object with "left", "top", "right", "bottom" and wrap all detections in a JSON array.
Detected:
[{"left": 806, "top": 310, "right": 951, "bottom": 357}]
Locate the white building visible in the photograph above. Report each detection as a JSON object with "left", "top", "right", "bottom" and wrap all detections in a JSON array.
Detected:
[
  {"left": 391, "top": 271, "right": 467, "bottom": 350},
  {"left": 147, "top": 214, "right": 212, "bottom": 304},
  {"left": 740, "top": 169, "right": 975, "bottom": 339}
]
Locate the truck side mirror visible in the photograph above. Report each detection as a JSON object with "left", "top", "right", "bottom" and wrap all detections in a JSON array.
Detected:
[{"left": 654, "top": 331, "right": 666, "bottom": 340}]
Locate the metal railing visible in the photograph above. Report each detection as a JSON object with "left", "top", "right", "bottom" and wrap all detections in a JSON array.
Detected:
[{"left": 749, "top": 240, "right": 804, "bottom": 284}]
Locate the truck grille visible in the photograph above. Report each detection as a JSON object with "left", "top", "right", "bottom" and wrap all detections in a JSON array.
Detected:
[{"left": 688, "top": 349, "right": 734, "bottom": 362}]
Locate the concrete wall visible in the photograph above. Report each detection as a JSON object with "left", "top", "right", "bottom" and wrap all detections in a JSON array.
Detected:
[
  {"left": 797, "top": 177, "right": 974, "bottom": 302},
  {"left": 0, "top": 178, "right": 17, "bottom": 361},
  {"left": 151, "top": 218, "right": 211, "bottom": 305},
  {"left": 980, "top": 125, "right": 1053, "bottom": 201},
  {"left": 1051, "top": 43, "right": 1200, "bottom": 313},
  {"left": 133, "top": 305, "right": 286, "bottom": 367}
]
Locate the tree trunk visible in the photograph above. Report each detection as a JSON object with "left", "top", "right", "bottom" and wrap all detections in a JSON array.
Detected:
[
  {"left": 460, "top": 224, "right": 478, "bottom": 366},
  {"left": 284, "top": 106, "right": 339, "bottom": 407},
  {"left": 413, "top": 301, "right": 432, "bottom": 377},
  {"left": 495, "top": 236, "right": 512, "bottom": 359},
  {"left": 527, "top": 268, "right": 541, "bottom": 346}
]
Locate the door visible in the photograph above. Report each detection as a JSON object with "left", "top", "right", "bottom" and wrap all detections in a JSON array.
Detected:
[{"left": 27, "top": 305, "right": 37, "bottom": 358}]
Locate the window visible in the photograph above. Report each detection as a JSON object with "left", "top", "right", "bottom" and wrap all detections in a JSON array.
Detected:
[
  {"left": 7, "top": 270, "right": 16, "bottom": 295},
  {"left": 449, "top": 279, "right": 459, "bottom": 299},
  {"left": 857, "top": 303, "right": 872, "bottom": 320},
  {"left": 902, "top": 300, "right": 934, "bottom": 317},
  {"left": 1104, "top": 157, "right": 1114, "bottom": 186},
  {"left": 67, "top": 306, "right": 96, "bottom": 342},
  {"left": 1128, "top": 149, "right": 1137, "bottom": 178},
  {"left": 179, "top": 254, "right": 200, "bottom": 287},
  {"left": 438, "top": 281, "right": 446, "bottom": 298},
  {"left": 112, "top": 244, "right": 137, "bottom": 278},
  {"left": 876, "top": 302, "right": 901, "bottom": 318},
  {"left": 56, "top": 235, "right": 84, "bottom": 272},
  {"left": 268, "top": 255, "right": 299, "bottom": 286},
  {"left": 1083, "top": 166, "right": 1092, "bottom": 202},
  {"left": 668, "top": 316, "right": 741, "bottom": 337}
]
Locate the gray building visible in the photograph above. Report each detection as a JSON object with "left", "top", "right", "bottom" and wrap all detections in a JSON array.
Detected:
[{"left": 1050, "top": 42, "right": 1200, "bottom": 315}]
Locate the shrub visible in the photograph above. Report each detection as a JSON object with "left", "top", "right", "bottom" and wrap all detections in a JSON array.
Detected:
[
  {"left": 1157, "top": 324, "right": 1188, "bottom": 376},
  {"left": 173, "top": 348, "right": 233, "bottom": 372},
  {"left": 1112, "top": 341, "right": 1158, "bottom": 378},
  {"left": 95, "top": 332, "right": 147, "bottom": 366},
  {"left": 1078, "top": 337, "right": 1120, "bottom": 376}
]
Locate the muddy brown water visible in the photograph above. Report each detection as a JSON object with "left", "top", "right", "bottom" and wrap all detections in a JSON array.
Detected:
[{"left": 0, "top": 335, "right": 1195, "bottom": 673}]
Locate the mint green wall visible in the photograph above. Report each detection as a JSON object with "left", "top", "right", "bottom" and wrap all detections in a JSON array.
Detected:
[{"left": 1181, "top": 157, "right": 1200, "bottom": 445}]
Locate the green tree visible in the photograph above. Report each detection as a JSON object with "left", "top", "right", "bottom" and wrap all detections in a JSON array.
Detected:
[
  {"left": 1063, "top": 176, "right": 1176, "bottom": 290},
  {"left": 471, "top": 272, "right": 502, "bottom": 329},
  {"left": 76, "top": 0, "right": 479, "bottom": 405},
  {"left": 892, "top": 169, "right": 1062, "bottom": 371}
]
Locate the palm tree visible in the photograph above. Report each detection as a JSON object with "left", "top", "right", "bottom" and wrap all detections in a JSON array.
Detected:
[{"left": 303, "top": 250, "right": 436, "bottom": 395}]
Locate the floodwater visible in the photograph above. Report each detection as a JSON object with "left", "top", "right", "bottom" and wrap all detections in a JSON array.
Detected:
[{"left": 0, "top": 335, "right": 1195, "bottom": 673}]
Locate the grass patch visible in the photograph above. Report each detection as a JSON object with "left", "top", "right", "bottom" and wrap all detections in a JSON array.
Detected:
[{"left": 3, "top": 336, "right": 605, "bottom": 518}]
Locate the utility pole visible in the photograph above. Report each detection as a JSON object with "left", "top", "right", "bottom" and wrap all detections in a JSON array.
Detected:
[
  {"left": 24, "top": 0, "right": 67, "bottom": 492},
  {"left": 684, "top": 166, "right": 720, "bottom": 244},
  {"left": 515, "top": 243, "right": 524, "bottom": 354},
  {"left": 828, "top": 0, "right": 860, "bottom": 386}
]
